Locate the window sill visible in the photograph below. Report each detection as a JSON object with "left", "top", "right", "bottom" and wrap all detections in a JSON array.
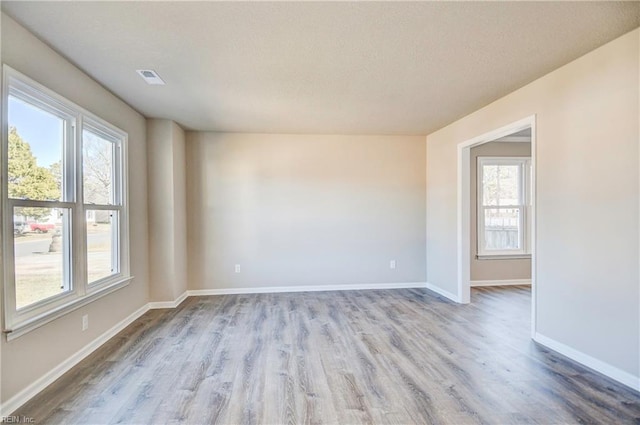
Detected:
[
  {"left": 476, "top": 254, "right": 531, "bottom": 260},
  {"left": 4, "top": 276, "right": 133, "bottom": 341}
]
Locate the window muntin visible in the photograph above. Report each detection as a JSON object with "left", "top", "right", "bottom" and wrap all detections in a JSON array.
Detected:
[
  {"left": 477, "top": 157, "right": 531, "bottom": 257},
  {"left": 2, "top": 67, "right": 129, "bottom": 336}
]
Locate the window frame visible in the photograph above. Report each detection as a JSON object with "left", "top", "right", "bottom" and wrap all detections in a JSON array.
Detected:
[
  {"left": 2, "top": 66, "right": 131, "bottom": 340},
  {"left": 477, "top": 156, "right": 531, "bottom": 258}
]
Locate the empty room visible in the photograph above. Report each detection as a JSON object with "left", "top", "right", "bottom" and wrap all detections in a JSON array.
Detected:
[{"left": 0, "top": 1, "right": 639, "bottom": 424}]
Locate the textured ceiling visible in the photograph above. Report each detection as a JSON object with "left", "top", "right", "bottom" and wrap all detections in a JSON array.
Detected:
[{"left": 2, "top": 1, "right": 638, "bottom": 135}]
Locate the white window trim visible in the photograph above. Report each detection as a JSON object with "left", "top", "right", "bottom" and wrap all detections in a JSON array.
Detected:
[
  {"left": 2, "top": 65, "right": 131, "bottom": 340},
  {"left": 477, "top": 156, "right": 531, "bottom": 258}
]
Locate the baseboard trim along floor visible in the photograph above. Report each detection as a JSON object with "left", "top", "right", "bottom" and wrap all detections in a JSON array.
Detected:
[
  {"left": 1, "top": 281, "right": 426, "bottom": 416},
  {"left": 10, "top": 286, "right": 640, "bottom": 423},
  {"left": 4, "top": 282, "right": 637, "bottom": 418},
  {"left": 470, "top": 279, "right": 532, "bottom": 287},
  {"left": 425, "top": 282, "right": 460, "bottom": 302},
  {"left": 533, "top": 332, "right": 640, "bottom": 392},
  {"left": 1, "top": 304, "right": 151, "bottom": 417},
  {"left": 186, "top": 281, "right": 428, "bottom": 297}
]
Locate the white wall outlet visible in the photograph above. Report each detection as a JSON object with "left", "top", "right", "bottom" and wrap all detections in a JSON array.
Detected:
[
  {"left": 82, "top": 314, "right": 89, "bottom": 331},
  {"left": 235, "top": 264, "right": 241, "bottom": 273},
  {"left": 390, "top": 260, "right": 396, "bottom": 269}
]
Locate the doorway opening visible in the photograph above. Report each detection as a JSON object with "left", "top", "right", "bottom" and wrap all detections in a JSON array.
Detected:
[{"left": 457, "top": 116, "right": 536, "bottom": 337}]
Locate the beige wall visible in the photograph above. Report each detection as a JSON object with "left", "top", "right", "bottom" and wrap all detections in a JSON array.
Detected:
[
  {"left": 147, "top": 119, "right": 187, "bottom": 302},
  {"left": 1, "top": 7, "right": 636, "bottom": 409},
  {"left": 470, "top": 141, "right": 532, "bottom": 282},
  {"left": 0, "top": 14, "right": 150, "bottom": 403},
  {"left": 426, "top": 29, "right": 639, "bottom": 378},
  {"left": 186, "top": 133, "right": 426, "bottom": 290}
]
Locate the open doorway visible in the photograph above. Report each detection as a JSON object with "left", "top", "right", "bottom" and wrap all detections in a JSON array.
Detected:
[{"left": 457, "top": 116, "right": 536, "bottom": 337}]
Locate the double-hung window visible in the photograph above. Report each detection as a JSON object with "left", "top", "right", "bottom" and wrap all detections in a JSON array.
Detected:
[
  {"left": 2, "top": 67, "right": 130, "bottom": 339},
  {"left": 477, "top": 156, "right": 531, "bottom": 257}
]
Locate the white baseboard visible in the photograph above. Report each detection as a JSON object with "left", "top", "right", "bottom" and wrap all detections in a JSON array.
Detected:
[
  {"left": 148, "top": 291, "right": 188, "bottom": 309},
  {"left": 471, "top": 279, "right": 531, "bottom": 287},
  {"left": 1, "top": 304, "right": 151, "bottom": 417},
  {"left": 425, "top": 282, "right": 460, "bottom": 303},
  {"left": 534, "top": 332, "right": 640, "bottom": 392},
  {"left": 188, "top": 282, "right": 427, "bottom": 297},
  {"left": 1, "top": 282, "right": 429, "bottom": 416},
  {"left": 7, "top": 285, "right": 637, "bottom": 418}
]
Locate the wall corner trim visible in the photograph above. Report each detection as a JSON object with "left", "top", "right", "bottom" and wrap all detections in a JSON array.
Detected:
[
  {"left": 0, "top": 304, "right": 151, "bottom": 417},
  {"left": 533, "top": 332, "right": 640, "bottom": 392},
  {"left": 425, "top": 282, "right": 460, "bottom": 303}
]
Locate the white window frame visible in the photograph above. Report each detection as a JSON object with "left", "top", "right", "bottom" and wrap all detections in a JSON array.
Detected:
[
  {"left": 477, "top": 156, "right": 531, "bottom": 258},
  {"left": 2, "top": 66, "right": 131, "bottom": 340}
]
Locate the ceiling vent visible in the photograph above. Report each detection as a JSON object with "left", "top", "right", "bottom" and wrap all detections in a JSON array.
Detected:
[{"left": 136, "top": 69, "right": 165, "bottom": 85}]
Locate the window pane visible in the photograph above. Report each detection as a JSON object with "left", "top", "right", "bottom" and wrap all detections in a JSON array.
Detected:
[
  {"left": 482, "top": 164, "right": 520, "bottom": 206},
  {"left": 86, "top": 210, "right": 118, "bottom": 283},
  {"left": 483, "top": 208, "right": 521, "bottom": 251},
  {"left": 8, "top": 96, "right": 64, "bottom": 201},
  {"left": 83, "top": 130, "right": 115, "bottom": 205},
  {"left": 13, "top": 206, "right": 71, "bottom": 309}
]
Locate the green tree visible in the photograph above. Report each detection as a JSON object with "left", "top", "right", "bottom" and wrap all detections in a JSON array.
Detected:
[{"left": 8, "top": 126, "right": 60, "bottom": 220}]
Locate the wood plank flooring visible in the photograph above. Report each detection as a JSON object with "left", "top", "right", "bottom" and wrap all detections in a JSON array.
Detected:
[{"left": 14, "top": 286, "right": 640, "bottom": 424}]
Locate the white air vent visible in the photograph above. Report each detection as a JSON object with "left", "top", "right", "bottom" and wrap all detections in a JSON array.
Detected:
[{"left": 136, "top": 69, "right": 165, "bottom": 85}]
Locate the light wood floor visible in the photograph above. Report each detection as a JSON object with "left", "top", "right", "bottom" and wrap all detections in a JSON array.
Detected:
[{"left": 15, "top": 286, "right": 640, "bottom": 424}]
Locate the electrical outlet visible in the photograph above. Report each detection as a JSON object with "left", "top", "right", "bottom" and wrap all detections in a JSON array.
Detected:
[
  {"left": 235, "top": 264, "right": 241, "bottom": 273},
  {"left": 82, "top": 314, "right": 89, "bottom": 331},
  {"left": 390, "top": 260, "right": 396, "bottom": 269}
]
